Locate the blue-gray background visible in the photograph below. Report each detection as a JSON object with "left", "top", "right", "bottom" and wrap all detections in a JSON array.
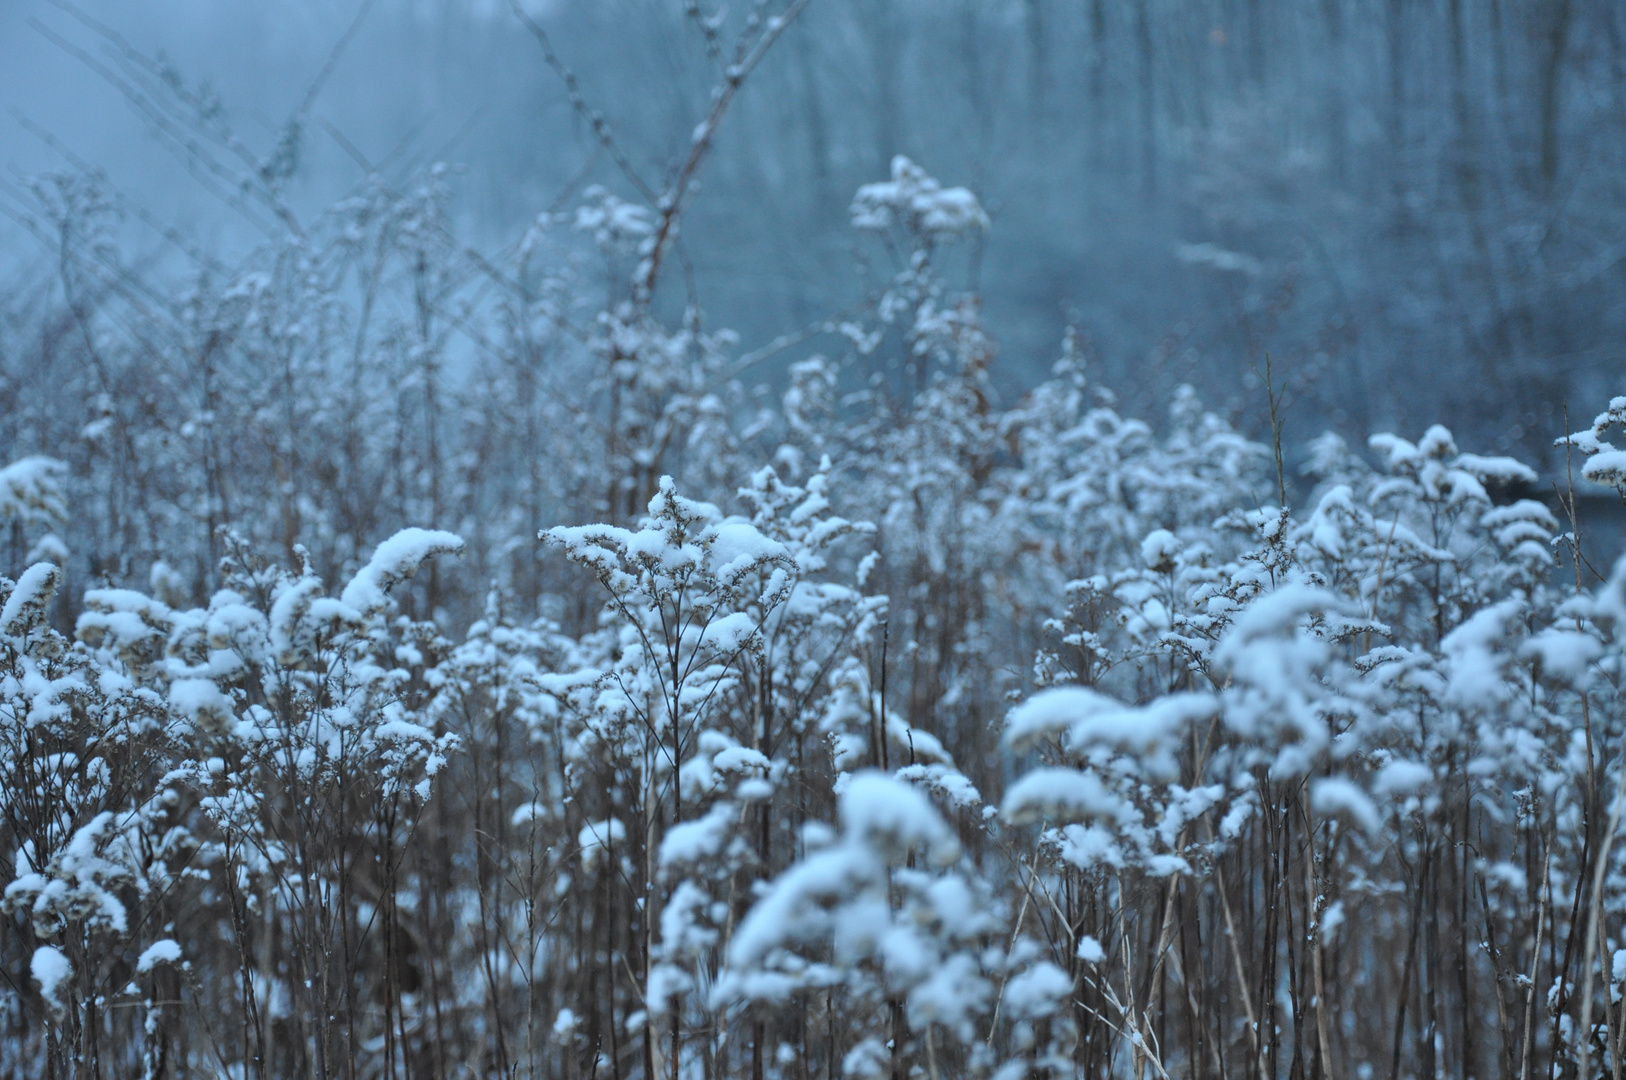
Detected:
[{"left": 3, "top": 0, "right": 1621, "bottom": 465}]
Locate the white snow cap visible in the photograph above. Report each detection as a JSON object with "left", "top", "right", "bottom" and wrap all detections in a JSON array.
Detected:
[
  {"left": 1, "top": 561, "right": 62, "bottom": 636},
  {"left": 1003, "top": 686, "right": 1216, "bottom": 782},
  {"left": 1372, "top": 759, "right": 1432, "bottom": 798},
  {"left": 341, "top": 528, "right": 466, "bottom": 613},
  {"left": 0, "top": 456, "right": 67, "bottom": 526},
  {"left": 31, "top": 946, "right": 71, "bottom": 1015},
  {"left": 1139, "top": 528, "right": 1181, "bottom": 570},
  {"left": 553, "top": 1007, "right": 579, "bottom": 1038},
  {"left": 838, "top": 770, "right": 961, "bottom": 866},
  {"left": 137, "top": 939, "right": 183, "bottom": 973},
  {"left": 1001, "top": 961, "right": 1073, "bottom": 1021},
  {"left": 1310, "top": 777, "right": 1381, "bottom": 834},
  {"left": 169, "top": 678, "right": 234, "bottom": 731},
  {"left": 1001, "top": 767, "right": 1123, "bottom": 826},
  {"left": 850, "top": 156, "right": 988, "bottom": 237},
  {"left": 1174, "top": 242, "right": 1262, "bottom": 277}
]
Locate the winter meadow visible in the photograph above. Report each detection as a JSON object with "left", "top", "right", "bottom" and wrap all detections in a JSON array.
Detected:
[{"left": 1, "top": 1, "right": 1625, "bottom": 1078}]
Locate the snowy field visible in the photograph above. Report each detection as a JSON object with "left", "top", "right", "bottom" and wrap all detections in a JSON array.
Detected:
[{"left": 2, "top": 2, "right": 1625, "bottom": 1078}]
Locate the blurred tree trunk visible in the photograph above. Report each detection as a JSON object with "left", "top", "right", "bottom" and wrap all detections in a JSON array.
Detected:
[
  {"left": 868, "top": 0, "right": 901, "bottom": 170},
  {"left": 793, "top": 24, "right": 832, "bottom": 218},
  {"left": 1323, "top": 0, "right": 1347, "bottom": 180},
  {"left": 1386, "top": 0, "right": 1407, "bottom": 218},
  {"left": 1025, "top": 0, "right": 1047, "bottom": 120},
  {"left": 1137, "top": 0, "right": 1156, "bottom": 196},
  {"left": 1538, "top": 0, "right": 1574, "bottom": 195},
  {"left": 1248, "top": 0, "right": 1266, "bottom": 85},
  {"left": 1088, "top": 0, "right": 1107, "bottom": 168}
]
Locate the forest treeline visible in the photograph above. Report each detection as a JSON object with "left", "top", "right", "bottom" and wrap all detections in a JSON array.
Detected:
[
  {"left": 2, "top": 3, "right": 1626, "bottom": 1079},
  {"left": 7, "top": 0, "right": 1625, "bottom": 449}
]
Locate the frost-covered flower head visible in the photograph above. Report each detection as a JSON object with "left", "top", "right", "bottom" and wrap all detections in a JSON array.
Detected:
[{"left": 850, "top": 156, "right": 989, "bottom": 240}]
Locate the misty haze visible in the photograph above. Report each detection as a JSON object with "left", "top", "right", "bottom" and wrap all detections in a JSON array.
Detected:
[{"left": 1, "top": 2, "right": 1624, "bottom": 1078}]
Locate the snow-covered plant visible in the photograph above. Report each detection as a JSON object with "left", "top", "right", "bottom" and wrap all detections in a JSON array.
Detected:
[
  {"left": 537, "top": 464, "right": 888, "bottom": 1077},
  {"left": 1561, "top": 395, "right": 1626, "bottom": 500},
  {"left": 719, "top": 771, "right": 998, "bottom": 1079},
  {"left": 45, "top": 528, "right": 463, "bottom": 1078},
  {"left": 0, "top": 462, "right": 188, "bottom": 1075},
  {"left": 4, "top": 18, "right": 1626, "bottom": 1074}
]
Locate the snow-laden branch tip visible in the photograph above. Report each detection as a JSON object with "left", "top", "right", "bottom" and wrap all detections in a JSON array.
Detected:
[{"left": 341, "top": 528, "right": 466, "bottom": 613}]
